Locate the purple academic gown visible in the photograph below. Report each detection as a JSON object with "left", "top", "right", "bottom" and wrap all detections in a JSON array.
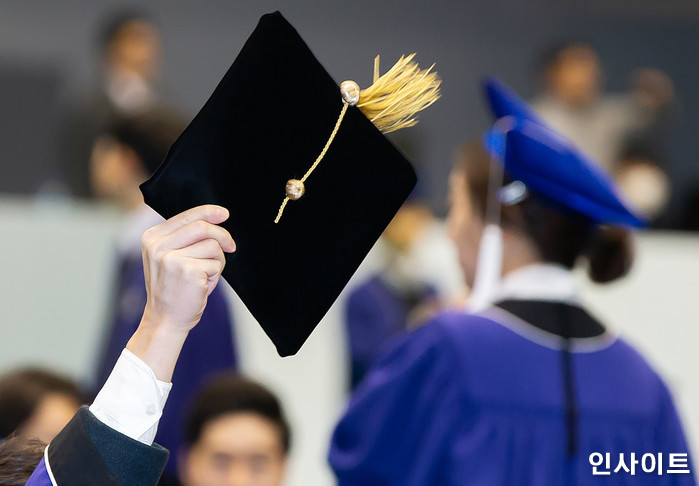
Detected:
[
  {"left": 95, "top": 252, "right": 237, "bottom": 480},
  {"left": 346, "top": 275, "right": 436, "bottom": 388},
  {"left": 330, "top": 303, "right": 695, "bottom": 485}
]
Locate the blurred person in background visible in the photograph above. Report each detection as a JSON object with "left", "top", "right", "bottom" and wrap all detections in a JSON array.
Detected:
[
  {"left": 328, "top": 81, "right": 693, "bottom": 485},
  {"left": 60, "top": 9, "right": 169, "bottom": 198},
  {"left": 345, "top": 198, "right": 441, "bottom": 389},
  {"left": 0, "top": 435, "right": 46, "bottom": 486},
  {"left": 90, "top": 110, "right": 238, "bottom": 484},
  {"left": 532, "top": 40, "right": 675, "bottom": 175},
  {"left": 177, "top": 373, "right": 290, "bottom": 486},
  {"left": 0, "top": 368, "right": 82, "bottom": 444}
]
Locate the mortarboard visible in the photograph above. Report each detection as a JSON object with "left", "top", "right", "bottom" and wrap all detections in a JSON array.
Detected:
[
  {"left": 482, "top": 76, "right": 546, "bottom": 126},
  {"left": 484, "top": 118, "right": 646, "bottom": 228},
  {"left": 467, "top": 77, "right": 645, "bottom": 313},
  {"left": 140, "top": 12, "right": 440, "bottom": 356},
  {"left": 481, "top": 77, "right": 646, "bottom": 228}
]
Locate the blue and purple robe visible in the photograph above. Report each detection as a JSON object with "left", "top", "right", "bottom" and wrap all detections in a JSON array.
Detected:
[
  {"left": 346, "top": 275, "right": 436, "bottom": 388},
  {"left": 330, "top": 300, "right": 695, "bottom": 485}
]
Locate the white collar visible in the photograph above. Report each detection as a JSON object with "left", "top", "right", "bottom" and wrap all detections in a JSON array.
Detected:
[
  {"left": 493, "top": 263, "right": 581, "bottom": 304},
  {"left": 479, "top": 264, "right": 617, "bottom": 352}
]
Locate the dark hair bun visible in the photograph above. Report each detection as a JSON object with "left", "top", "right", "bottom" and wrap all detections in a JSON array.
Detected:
[{"left": 587, "top": 227, "right": 634, "bottom": 283}]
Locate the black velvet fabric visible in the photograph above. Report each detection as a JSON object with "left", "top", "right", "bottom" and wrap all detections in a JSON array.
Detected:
[
  {"left": 48, "top": 406, "right": 169, "bottom": 486},
  {"left": 141, "top": 12, "right": 417, "bottom": 356}
]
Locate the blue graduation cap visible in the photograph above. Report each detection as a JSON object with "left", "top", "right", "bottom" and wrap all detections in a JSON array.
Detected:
[
  {"left": 482, "top": 76, "right": 547, "bottom": 126},
  {"left": 482, "top": 77, "right": 646, "bottom": 228}
]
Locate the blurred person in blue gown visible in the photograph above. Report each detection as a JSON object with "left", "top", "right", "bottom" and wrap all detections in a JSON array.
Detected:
[
  {"left": 328, "top": 79, "right": 694, "bottom": 485},
  {"left": 90, "top": 111, "right": 238, "bottom": 484},
  {"left": 345, "top": 198, "right": 440, "bottom": 389}
]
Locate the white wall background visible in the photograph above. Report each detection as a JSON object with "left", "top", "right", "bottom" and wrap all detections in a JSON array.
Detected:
[{"left": 1, "top": 197, "right": 697, "bottom": 484}]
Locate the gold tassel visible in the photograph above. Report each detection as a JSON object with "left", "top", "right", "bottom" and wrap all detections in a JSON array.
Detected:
[
  {"left": 357, "top": 54, "right": 441, "bottom": 134},
  {"left": 274, "top": 54, "right": 440, "bottom": 223}
]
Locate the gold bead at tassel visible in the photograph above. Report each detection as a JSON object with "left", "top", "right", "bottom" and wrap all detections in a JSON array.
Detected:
[
  {"left": 340, "top": 80, "right": 360, "bottom": 106},
  {"left": 285, "top": 179, "right": 305, "bottom": 200}
]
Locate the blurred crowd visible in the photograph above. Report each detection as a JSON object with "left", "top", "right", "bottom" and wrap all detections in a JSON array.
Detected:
[
  {"left": 0, "top": 8, "right": 697, "bottom": 486},
  {"left": 2, "top": 10, "right": 698, "bottom": 229}
]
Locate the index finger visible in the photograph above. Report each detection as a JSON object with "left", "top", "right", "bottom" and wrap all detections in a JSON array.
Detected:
[{"left": 149, "top": 205, "right": 229, "bottom": 237}]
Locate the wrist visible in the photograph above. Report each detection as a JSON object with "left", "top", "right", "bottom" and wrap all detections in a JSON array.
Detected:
[
  {"left": 139, "top": 305, "right": 174, "bottom": 331},
  {"left": 140, "top": 304, "right": 200, "bottom": 333},
  {"left": 126, "top": 313, "right": 190, "bottom": 383}
]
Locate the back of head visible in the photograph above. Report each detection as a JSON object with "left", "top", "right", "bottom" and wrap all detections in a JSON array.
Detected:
[
  {"left": 0, "top": 368, "right": 82, "bottom": 440},
  {"left": 457, "top": 141, "right": 634, "bottom": 283},
  {"left": 0, "top": 435, "right": 46, "bottom": 486}
]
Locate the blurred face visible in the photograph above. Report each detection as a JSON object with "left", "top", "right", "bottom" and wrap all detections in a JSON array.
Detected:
[
  {"left": 109, "top": 20, "right": 162, "bottom": 80},
  {"left": 383, "top": 203, "right": 432, "bottom": 253},
  {"left": 447, "top": 167, "right": 485, "bottom": 288},
  {"left": 90, "top": 136, "right": 142, "bottom": 202},
  {"left": 19, "top": 393, "right": 80, "bottom": 443},
  {"left": 179, "top": 412, "right": 287, "bottom": 486},
  {"left": 547, "top": 45, "right": 601, "bottom": 107}
]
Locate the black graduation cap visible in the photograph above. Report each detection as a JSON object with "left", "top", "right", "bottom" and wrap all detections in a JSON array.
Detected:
[{"left": 140, "top": 11, "right": 440, "bottom": 356}]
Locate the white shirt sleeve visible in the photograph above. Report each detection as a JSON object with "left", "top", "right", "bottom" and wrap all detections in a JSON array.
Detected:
[{"left": 89, "top": 349, "right": 172, "bottom": 445}]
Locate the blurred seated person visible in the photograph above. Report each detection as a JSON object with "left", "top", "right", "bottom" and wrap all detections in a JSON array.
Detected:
[
  {"left": 91, "top": 111, "right": 238, "bottom": 482},
  {"left": 0, "top": 368, "right": 82, "bottom": 444},
  {"left": 345, "top": 199, "right": 441, "bottom": 388},
  {"left": 60, "top": 9, "right": 166, "bottom": 198},
  {"left": 177, "top": 373, "right": 290, "bottom": 486},
  {"left": 532, "top": 40, "right": 674, "bottom": 173}
]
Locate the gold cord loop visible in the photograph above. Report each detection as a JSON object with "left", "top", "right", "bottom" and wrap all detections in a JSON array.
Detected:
[
  {"left": 273, "top": 54, "right": 440, "bottom": 224},
  {"left": 274, "top": 101, "right": 349, "bottom": 223}
]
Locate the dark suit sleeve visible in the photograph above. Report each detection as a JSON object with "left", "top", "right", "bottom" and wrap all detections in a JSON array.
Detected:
[{"left": 46, "top": 406, "right": 169, "bottom": 486}]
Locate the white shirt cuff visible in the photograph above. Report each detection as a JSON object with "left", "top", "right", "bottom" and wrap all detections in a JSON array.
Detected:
[{"left": 89, "top": 349, "right": 172, "bottom": 445}]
